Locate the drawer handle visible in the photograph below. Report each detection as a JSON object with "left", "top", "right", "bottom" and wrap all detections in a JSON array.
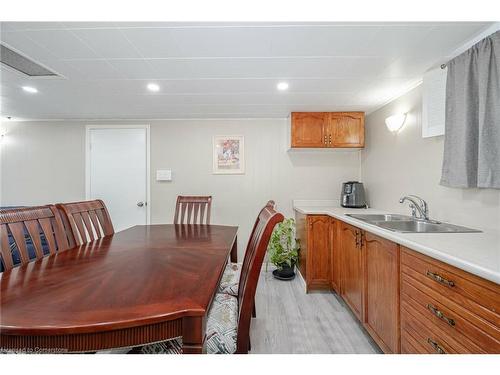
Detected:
[
  {"left": 426, "top": 271, "right": 455, "bottom": 287},
  {"left": 427, "top": 338, "right": 446, "bottom": 354},
  {"left": 355, "top": 230, "right": 362, "bottom": 249},
  {"left": 427, "top": 304, "right": 456, "bottom": 327}
]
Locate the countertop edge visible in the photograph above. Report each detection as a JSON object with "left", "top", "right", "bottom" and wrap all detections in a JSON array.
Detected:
[{"left": 293, "top": 206, "right": 500, "bottom": 285}]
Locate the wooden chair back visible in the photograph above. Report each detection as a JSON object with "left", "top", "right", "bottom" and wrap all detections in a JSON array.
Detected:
[
  {"left": 236, "top": 202, "right": 283, "bottom": 353},
  {"left": 242, "top": 200, "right": 275, "bottom": 262},
  {"left": 173, "top": 196, "right": 212, "bottom": 225},
  {"left": 0, "top": 205, "right": 70, "bottom": 271},
  {"left": 57, "top": 200, "right": 114, "bottom": 247}
]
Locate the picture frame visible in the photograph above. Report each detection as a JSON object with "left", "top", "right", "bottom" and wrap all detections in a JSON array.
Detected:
[{"left": 212, "top": 135, "right": 245, "bottom": 174}]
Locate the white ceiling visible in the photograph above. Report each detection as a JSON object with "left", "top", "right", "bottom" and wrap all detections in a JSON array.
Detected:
[{"left": 0, "top": 22, "right": 492, "bottom": 120}]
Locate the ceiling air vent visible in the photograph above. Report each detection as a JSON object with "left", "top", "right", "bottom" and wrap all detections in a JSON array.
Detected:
[{"left": 0, "top": 44, "right": 59, "bottom": 77}]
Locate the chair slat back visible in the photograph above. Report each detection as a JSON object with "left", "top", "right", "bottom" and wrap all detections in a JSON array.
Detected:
[
  {"left": 240, "top": 200, "right": 275, "bottom": 265},
  {"left": 236, "top": 202, "right": 283, "bottom": 354},
  {"left": 173, "top": 196, "right": 212, "bottom": 225},
  {"left": 57, "top": 200, "right": 114, "bottom": 246},
  {"left": 0, "top": 205, "right": 70, "bottom": 271}
]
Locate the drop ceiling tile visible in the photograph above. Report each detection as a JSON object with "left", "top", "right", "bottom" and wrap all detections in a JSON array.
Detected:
[
  {"left": 0, "top": 22, "right": 66, "bottom": 31},
  {"left": 59, "top": 22, "right": 118, "bottom": 30},
  {"left": 360, "top": 25, "right": 433, "bottom": 57},
  {"left": 121, "top": 25, "right": 385, "bottom": 58},
  {"left": 22, "top": 29, "right": 98, "bottom": 60},
  {"left": 71, "top": 28, "right": 142, "bottom": 58},
  {"left": 145, "top": 56, "right": 392, "bottom": 80},
  {"left": 115, "top": 92, "right": 358, "bottom": 106},
  {"left": 106, "top": 59, "right": 155, "bottom": 79},
  {"left": 94, "top": 77, "right": 372, "bottom": 95},
  {"left": 65, "top": 60, "right": 124, "bottom": 79},
  {"left": 122, "top": 27, "right": 274, "bottom": 58}
]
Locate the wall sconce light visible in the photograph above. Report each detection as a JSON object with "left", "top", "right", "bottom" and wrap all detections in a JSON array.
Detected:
[{"left": 385, "top": 113, "right": 407, "bottom": 133}]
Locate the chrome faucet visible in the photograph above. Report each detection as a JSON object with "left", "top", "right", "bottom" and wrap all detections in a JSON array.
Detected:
[{"left": 399, "top": 195, "right": 429, "bottom": 221}]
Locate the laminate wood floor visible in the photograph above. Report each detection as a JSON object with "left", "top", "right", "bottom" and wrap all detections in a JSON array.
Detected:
[{"left": 249, "top": 269, "right": 381, "bottom": 354}]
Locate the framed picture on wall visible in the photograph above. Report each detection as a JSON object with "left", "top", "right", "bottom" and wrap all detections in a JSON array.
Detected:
[{"left": 213, "top": 135, "right": 245, "bottom": 174}]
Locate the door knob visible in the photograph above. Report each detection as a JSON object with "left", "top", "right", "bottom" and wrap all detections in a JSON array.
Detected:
[{"left": 137, "top": 202, "right": 145, "bottom": 207}]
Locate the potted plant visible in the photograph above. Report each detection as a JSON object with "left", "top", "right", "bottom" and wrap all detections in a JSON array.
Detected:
[{"left": 267, "top": 218, "right": 299, "bottom": 280}]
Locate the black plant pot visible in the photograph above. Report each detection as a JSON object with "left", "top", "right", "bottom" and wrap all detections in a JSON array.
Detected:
[{"left": 272, "top": 262, "right": 296, "bottom": 281}]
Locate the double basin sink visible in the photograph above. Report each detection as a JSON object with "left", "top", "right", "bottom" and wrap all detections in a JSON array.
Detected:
[{"left": 345, "top": 214, "right": 481, "bottom": 233}]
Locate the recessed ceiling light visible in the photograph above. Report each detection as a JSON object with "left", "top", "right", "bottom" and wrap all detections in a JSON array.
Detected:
[
  {"left": 277, "top": 82, "right": 289, "bottom": 91},
  {"left": 147, "top": 83, "right": 160, "bottom": 92},
  {"left": 22, "top": 86, "right": 38, "bottom": 94}
]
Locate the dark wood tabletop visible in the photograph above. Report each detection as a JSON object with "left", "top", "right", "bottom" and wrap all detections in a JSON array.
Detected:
[{"left": 0, "top": 224, "right": 238, "bottom": 353}]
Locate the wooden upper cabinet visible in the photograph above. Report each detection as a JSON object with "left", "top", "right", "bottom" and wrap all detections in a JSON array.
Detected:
[
  {"left": 290, "top": 112, "right": 364, "bottom": 149},
  {"left": 330, "top": 112, "right": 365, "bottom": 148},
  {"left": 290, "top": 112, "right": 329, "bottom": 148}
]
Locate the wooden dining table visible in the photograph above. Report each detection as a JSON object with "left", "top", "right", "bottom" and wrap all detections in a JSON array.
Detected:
[{"left": 0, "top": 224, "right": 238, "bottom": 354}]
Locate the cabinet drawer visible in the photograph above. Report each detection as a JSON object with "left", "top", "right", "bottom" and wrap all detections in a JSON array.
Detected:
[
  {"left": 402, "top": 274, "right": 500, "bottom": 353},
  {"left": 401, "top": 247, "right": 500, "bottom": 327},
  {"left": 401, "top": 304, "right": 484, "bottom": 353},
  {"left": 401, "top": 329, "right": 432, "bottom": 354}
]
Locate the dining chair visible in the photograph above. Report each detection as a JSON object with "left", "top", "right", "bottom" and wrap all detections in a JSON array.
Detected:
[
  {"left": 57, "top": 199, "right": 114, "bottom": 247},
  {"left": 218, "top": 200, "right": 276, "bottom": 317},
  {"left": 141, "top": 201, "right": 284, "bottom": 354},
  {"left": 0, "top": 205, "right": 70, "bottom": 271},
  {"left": 173, "top": 195, "right": 212, "bottom": 225}
]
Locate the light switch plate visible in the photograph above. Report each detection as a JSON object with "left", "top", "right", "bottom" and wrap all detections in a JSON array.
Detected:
[{"left": 156, "top": 169, "right": 172, "bottom": 181}]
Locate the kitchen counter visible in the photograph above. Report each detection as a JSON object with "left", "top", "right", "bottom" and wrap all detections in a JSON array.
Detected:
[{"left": 293, "top": 200, "right": 500, "bottom": 285}]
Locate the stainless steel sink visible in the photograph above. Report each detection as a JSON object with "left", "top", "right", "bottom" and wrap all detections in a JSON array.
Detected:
[
  {"left": 376, "top": 220, "right": 481, "bottom": 233},
  {"left": 346, "top": 213, "right": 411, "bottom": 222},
  {"left": 346, "top": 213, "right": 481, "bottom": 233}
]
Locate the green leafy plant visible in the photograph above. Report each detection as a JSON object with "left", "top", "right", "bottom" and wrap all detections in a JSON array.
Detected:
[{"left": 267, "top": 218, "right": 300, "bottom": 270}]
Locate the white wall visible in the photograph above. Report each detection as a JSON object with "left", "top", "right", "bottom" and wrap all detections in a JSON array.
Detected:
[
  {"left": 0, "top": 118, "right": 360, "bottom": 258},
  {"left": 0, "top": 121, "right": 86, "bottom": 204},
  {"left": 361, "top": 85, "right": 500, "bottom": 231}
]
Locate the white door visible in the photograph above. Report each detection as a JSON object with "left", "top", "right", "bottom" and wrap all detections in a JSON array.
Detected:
[{"left": 87, "top": 126, "right": 149, "bottom": 232}]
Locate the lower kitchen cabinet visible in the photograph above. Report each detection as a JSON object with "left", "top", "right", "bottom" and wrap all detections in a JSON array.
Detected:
[
  {"left": 339, "top": 221, "right": 364, "bottom": 321},
  {"left": 400, "top": 247, "right": 500, "bottom": 354},
  {"left": 307, "top": 215, "right": 331, "bottom": 290},
  {"left": 363, "top": 232, "right": 400, "bottom": 353},
  {"left": 295, "top": 212, "right": 500, "bottom": 354},
  {"left": 295, "top": 212, "right": 331, "bottom": 292},
  {"left": 330, "top": 218, "right": 341, "bottom": 294}
]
